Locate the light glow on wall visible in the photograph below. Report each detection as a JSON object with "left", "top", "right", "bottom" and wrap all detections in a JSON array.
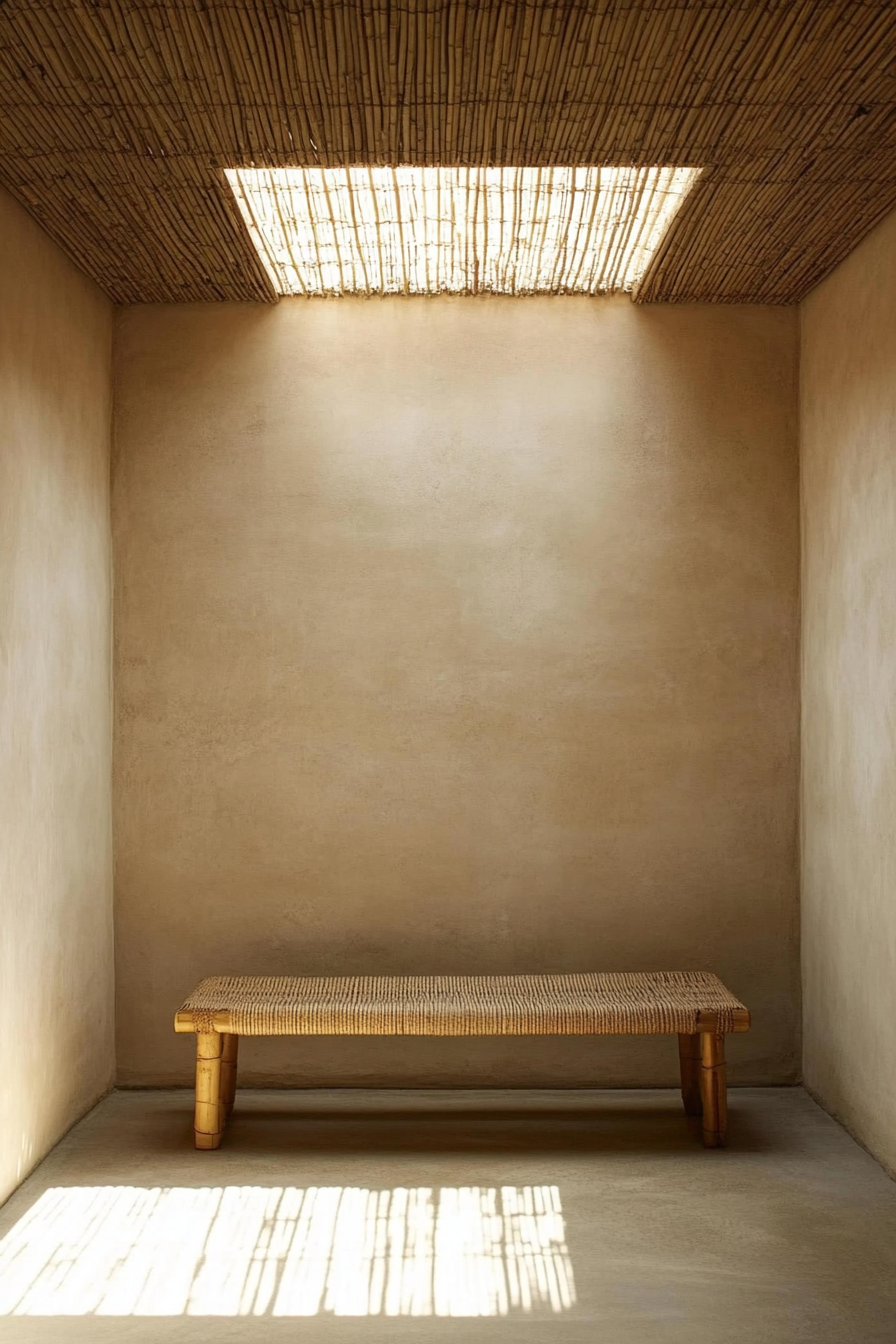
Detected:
[
  {"left": 227, "top": 165, "right": 700, "bottom": 296},
  {"left": 0, "top": 1184, "right": 576, "bottom": 1318}
]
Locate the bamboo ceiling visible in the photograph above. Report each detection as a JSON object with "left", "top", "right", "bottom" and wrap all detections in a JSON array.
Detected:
[{"left": 1, "top": 0, "right": 895, "bottom": 306}]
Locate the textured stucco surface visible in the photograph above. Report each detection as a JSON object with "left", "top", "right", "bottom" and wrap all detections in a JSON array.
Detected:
[
  {"left": 113, "top": 296, "right": 799, "bottom": 1087},
  {"left": 801, "top": 207, "right": 896, "bottom": 1175},
  {"left": 0, "top": 188, "right": 114, "bottom": 1204}
]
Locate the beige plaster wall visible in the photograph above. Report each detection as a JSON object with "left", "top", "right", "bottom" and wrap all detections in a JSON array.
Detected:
[
  {"left": 801, "top": 207, "right": 896, "bottom": 1175},
  {"left": 113, "top": 296, "right": 799, "bottom": 1087},
  {"left": 0, "top": 189, "right": 114, "bottom": 1204}
]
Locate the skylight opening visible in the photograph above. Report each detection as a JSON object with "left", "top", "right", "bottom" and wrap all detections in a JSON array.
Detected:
[{"left": 227, "top": 165, "right": 700, "bottom": 297}]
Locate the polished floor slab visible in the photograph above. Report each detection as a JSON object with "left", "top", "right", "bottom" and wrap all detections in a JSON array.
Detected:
[{"left": 0, "top": 1087, "right": 894, "bottom": 1342}]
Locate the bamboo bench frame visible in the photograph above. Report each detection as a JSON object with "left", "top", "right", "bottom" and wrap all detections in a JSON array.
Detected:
[{"left": 175, "top": 971, "right": 750, "bottom": 1150}]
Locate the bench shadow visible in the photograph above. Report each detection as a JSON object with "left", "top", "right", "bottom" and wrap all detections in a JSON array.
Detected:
[{"left": 201, "top": 1102, "right": 772, "bottom": 1155}]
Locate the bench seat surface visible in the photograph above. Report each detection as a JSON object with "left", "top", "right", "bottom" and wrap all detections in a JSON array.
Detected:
[{"left": 177, "top": 970, "right": 749, "bottom": 1036}]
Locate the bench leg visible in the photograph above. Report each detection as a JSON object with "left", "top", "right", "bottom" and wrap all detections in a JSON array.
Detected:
[
  {"left": 699, "top": 1031, "right": 728, "bottom": 1148},
  {"left": 221, "top": 1033, "right": 239, "bottom": 1118},
  {"left": 194, "top": 1032, "right": 224, "bottom": 1150},
  {"left": 678, "top": 1033, "right": 703, "bottom": 1116}
]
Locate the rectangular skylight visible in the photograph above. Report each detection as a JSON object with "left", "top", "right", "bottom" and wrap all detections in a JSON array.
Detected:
[{"left": 226, "top": 165, "right": 700, "bottom": 297}]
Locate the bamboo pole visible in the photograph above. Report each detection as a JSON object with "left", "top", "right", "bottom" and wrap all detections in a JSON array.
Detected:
[
  {"left": 699, "top": 1031, "right": 728, "bottom": 1149},
  {"left": 220, "top": 1033, "right": 239, "bottom": 1119},
  {"left": 194, "top": 1032, "right": 224, "bottom": 1151},
  {"left": 678, "top": 1033, "right": 703, "bottom": 1118}
]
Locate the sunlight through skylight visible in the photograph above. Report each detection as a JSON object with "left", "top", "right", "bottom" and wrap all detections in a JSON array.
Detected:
[
  {"left": 0, "top": 1184, "right": 576, "bottom": 1317},
  {"left": 227, "top": 165, "right": 700, "bottom": 296}
]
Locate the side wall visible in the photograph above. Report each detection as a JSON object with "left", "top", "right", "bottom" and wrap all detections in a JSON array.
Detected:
[
  {"left": 0, "top": 189, "right": 114, "bottom": 1204},
  {"left": 801, "top": 207, "right": 896, "bottom": 1175},
  {"left": 113, "top": 296, "right": 799, "bottom": 1087}
]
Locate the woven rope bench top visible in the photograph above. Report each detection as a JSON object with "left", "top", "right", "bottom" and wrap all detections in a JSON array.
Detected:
[{"left": 175, "top": 971, "right": 749, "bottom": 1037}]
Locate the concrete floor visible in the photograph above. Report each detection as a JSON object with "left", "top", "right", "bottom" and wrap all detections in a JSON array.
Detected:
[{"left": 0, "top": 1087, "right": 895, "bottom": 1342}]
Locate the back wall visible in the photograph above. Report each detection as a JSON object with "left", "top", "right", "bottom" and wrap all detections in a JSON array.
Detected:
[{"left": 112, "top": 295, "right": 799, "bottom": 1086}]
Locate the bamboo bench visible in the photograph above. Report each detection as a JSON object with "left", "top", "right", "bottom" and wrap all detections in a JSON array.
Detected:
[{"left": 175, "top": 970, "right": 749, "bottom": 1150}]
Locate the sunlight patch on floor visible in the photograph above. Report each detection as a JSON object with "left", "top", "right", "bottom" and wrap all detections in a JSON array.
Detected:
[{"left": 0, "top": 1184, "right": 576, "bottom": 1318}]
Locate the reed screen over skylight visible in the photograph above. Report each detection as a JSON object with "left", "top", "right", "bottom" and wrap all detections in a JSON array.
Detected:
[{"left": 227, "top": 166, "right": 700, "bottom": 297}]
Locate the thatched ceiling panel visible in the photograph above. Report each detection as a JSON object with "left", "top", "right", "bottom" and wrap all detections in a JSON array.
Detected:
[{"left": 2, "top": 1, "right": 895, "bottom": 304}]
